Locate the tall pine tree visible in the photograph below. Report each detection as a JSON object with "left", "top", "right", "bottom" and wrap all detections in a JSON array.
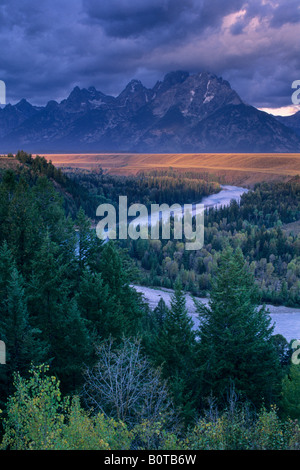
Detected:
[
  {"left": 27, "top": 232, "right": 92, "bottom": 393},
  {"left": 77, "top": 269, "right": 124, "bottom": 340},
  {"left": 98, "top": 241, "right": 146, "bottom": 338},
  {"left": 0, "top": 247, "right": 44, "bottom": 403},
  {"left": 195, "top": 246, "right": 282, "bottom": 409},
  {"left": 154, "top": 278, "right": 196, "bottom": 422}
]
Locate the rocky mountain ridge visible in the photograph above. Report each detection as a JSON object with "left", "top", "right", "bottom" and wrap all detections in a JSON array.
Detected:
[{"left": 1, "top": 71, "right": 300, "bottom": 153}]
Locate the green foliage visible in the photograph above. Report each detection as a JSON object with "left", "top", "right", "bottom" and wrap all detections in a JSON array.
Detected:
[
  {"left": 76, "top": 269, "right": 110, "bottom": 337},
  {"left": 0, "top": 242, "right": 44, "bottom": 403},
  {"left": 182, "top": 404, "right": 300, "bottom": 450},
  {"left": 132, "top": 418, "right": 181, "bottom": 450},
  {"left": 122, "top": 179, "right": 300, "bottom": 307},
  {"left": 62, "top": 396, "right": 132, "bottom": 450},
  {"left": 281, "top": 364, "right": 300, "bottom": 420},
  {"left": 195, "top": 247, "right": 282, "bottom": 408},
  {"left": 153, "top": 279, "right": 197, "bottom": 422},
  {"left": 271, "top": 334, "right": 292, "bottom": 369},
  {"left": 0, "top": 154, "right": 299, "bottom": 450},
  {"left": 154, "top": 279, "right": 195, "bottom": 376},
  {"left": 15, "top": 151, "right": 66, "bottom": 184},
  {"left": 0, "top": 164, "right": 147, "bottom": 397},
  {"left": 1, "top": 365, "right": 299, "bottom": 450},
  {"left": 75, "top": 206, "right": 103, "bottom": 275},
  {"left": 97, "top": 241, "right": 147, "bottom": 338},
  {"left": 0, "top": 365, "right": 132, "bottom": 450},
  {"left": 63, "top": 167, "right": 221, "bottom": 217},
  {"left": 0, "top": 364, "right": 66, "bottom": 450}
]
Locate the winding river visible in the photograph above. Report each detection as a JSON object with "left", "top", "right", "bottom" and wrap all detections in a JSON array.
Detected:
[
  {"left": 131, "top": 184, "right": 300, "bottom": 343},
  {"left": 128, "top": 184, "right": 249, "bottom": 230},
  {"left": 200, "top": 184, "right": 249, "bottom": 209}
]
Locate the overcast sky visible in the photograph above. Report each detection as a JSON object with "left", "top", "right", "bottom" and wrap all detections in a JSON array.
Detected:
[{"left": 1, "top": 0, "right": 300, "bottom": 115}]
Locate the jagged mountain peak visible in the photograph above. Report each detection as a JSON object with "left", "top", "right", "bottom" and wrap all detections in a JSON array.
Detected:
[
  {"left": 0, "top": 70, "right": 300, "bottom": 153},
  {"left": 162, "top": 70, "right": 190, "bottom": 86},
  {"left": 127, "top": 79, "right": 143, "bottom": 88},
  {"left": 15, "top": 98, "right": 32, "bottom": 108},
  {"left": 153, "top": 70, "right": 189, "bottom": 94},
  {"left": 66, "top": 86, "right": 96, "bottom": 101},
  {"left": 60, "top": 85, "right": 113, "bottom": 112},
  {"left": 115, "top": 78, "right": 153, "bottom": 111},
  {"left": 151, "top": 70, "right": 243, "bottom": 119},
  {"left": 118, "top": 78, "right": 149, "bottom": 95}
]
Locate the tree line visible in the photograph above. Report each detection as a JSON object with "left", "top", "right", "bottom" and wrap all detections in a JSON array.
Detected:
[{"left": 62, "top": 166, "right": 221, "bottom": 217}]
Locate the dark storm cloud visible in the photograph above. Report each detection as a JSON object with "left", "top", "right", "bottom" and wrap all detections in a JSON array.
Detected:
[
  {"left": 83, "top": 0, "right": 243, "bottom": 40},
  {"left": 0, "top": 0, "right": 299, "bottom": 109},
  {"left": 84, "top": 0, "right": 193, "bottom": 38}
]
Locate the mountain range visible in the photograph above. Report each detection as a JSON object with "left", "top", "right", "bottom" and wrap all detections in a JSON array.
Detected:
[{"left": 1, "top": 70, "right": 300, "bottom": 153}]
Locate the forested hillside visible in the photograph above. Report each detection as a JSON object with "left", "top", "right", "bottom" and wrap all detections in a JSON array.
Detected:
[
  {"left": 0, "top": 152, "right": 299, "bottom": 450},
  {"left": 122, "top": 177, "right": 300, "bottom": 307}
]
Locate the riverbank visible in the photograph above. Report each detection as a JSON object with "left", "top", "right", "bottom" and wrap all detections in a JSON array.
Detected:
[{"left": 132, "top": 284, "right": 300, "bottom": 342}]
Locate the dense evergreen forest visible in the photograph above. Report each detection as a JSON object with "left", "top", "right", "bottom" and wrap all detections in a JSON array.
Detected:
[{"left": 0, "top": 152, "right": 299, "bottom": 450}]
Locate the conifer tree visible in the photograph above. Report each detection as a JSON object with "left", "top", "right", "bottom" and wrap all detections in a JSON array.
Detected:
[
  {"left": 27, "top": 232, "right": 92, "bottom": 392},
  {"left": 75, "top": 207, "right": 102, "bottom": 275},
  {"left": 52, "top": 298, "right": 93, "bottom": 394},
  {"left": 281, "top": 363, "right": 300, "bottom": 420},
  {"left": 153, "top": 297, "right": 169, "bottom": 328},
  {"left": 0, "top": 261, "right": 44, "bottom": 403},
  {"left": 141, "top": 297, "right": 169, "bottom": 362},
  {"left": 0, "top": 171, "right": 16, "bottom": 245},
  {"left": 0, "top": 241, "right": 15, "bottom": 306},
  {"left": 155, "top": 279, "right": 195, "bottom": 375},
  {"left": 154, "top": 278, "right": 196, "bottom": 421},
  {"left": 3, "top": 269, "right": 38, "bottom": 369},
  {"left": 33, "top": 176, "right": 67, "bottom": 242},
  {"left": 4, "top": 177, "right": 40, "bottom": 272},
  {"left": 77, "top": 269, "right": 123, "bottom": 340},
  {"left": 195, "top": 246, "right": 282, "bottom": 409},
  {"left": 98, "top": 241, "right": 146, "bottom": 337},
  {"left": 98, "top": 241, "right": 127, "bottom": 295}
]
